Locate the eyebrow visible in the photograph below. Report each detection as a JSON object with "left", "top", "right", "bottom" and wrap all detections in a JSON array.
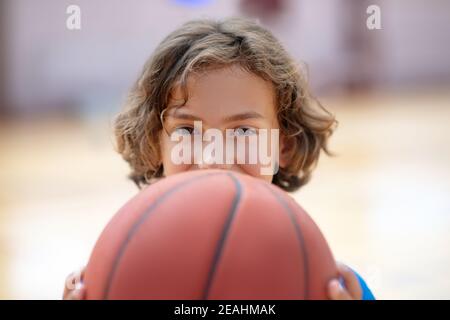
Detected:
[
  {"left": 166, "top": 109, "right": 264, "bottom": 123},
  {"left": 223, "top": 111, "right": 264, "bottom": 122},
  {"left": 166, "top": 111, "right": 202, "bottom": 121}
]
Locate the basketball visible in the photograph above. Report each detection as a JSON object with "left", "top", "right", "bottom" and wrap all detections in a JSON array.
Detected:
[{"left": 84, "top": 169, "right": 338, "bottom": 299}]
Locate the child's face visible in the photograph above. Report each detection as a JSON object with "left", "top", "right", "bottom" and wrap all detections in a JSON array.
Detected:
[{"left": 159, "top": 65, "right": 287, "bottom": 183}]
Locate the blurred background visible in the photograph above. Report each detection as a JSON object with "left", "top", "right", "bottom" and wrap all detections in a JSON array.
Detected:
[{"left": 0, "top": 0, "right": 449, "bottom": 299}]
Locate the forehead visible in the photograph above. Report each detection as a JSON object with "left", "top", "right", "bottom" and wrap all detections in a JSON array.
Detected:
[{"left": 168, "top": 65, "right": 277, "bottom": 124}]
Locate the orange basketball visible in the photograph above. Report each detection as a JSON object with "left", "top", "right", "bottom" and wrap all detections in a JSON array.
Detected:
[{"left": 84, "top": 169, "right": 337, "bottom": 299}]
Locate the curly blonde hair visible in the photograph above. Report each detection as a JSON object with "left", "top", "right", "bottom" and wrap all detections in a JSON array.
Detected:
[{"left": 114, "top": 18, "right": 337, "bottom": 192}]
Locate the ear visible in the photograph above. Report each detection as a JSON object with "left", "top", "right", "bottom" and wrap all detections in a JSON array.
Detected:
[{"left": 278, "top": 134, "right": 293, "bottom": 169}]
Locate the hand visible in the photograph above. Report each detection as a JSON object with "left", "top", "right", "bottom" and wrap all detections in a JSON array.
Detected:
[
  {"left": 328, "top": 262, "right": 363, "bottom": 300},
  {"left": 63, "top": 267, "right": 86, "bottom": 300}
]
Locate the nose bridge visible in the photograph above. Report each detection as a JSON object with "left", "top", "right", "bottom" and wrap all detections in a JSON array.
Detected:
[
  {"left": 193, "top": 131, "right": 235, "bottom": 170},
  {"left": 196, "top": 139, "right": 229, "bottom": 170}
]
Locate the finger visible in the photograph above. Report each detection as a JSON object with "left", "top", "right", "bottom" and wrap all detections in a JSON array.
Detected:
[
  {"left": 63, "top": 268, "right": 85, "bottom": 298},
  {"left": 337, "top": 263, "right": 362, "bottom": 299},
  {"left": 65, "top": 272, "right": 77, "bottom": 291},
  {"left": 63, "top": 272, "right": 76, "bottom": 298},
  {"left": 65, "top": 288, "right": 85, "bottom": 300},
  {"left": 328, "top": 279, "right": 352, "bottom": 300}
]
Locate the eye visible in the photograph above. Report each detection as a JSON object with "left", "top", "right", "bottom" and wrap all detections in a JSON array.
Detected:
[
  {"left": 173, "top": 126, "right": 200, "bottom": 136},
  {"left": 232, "top": 126, "right": 257, "bottom": 137}
]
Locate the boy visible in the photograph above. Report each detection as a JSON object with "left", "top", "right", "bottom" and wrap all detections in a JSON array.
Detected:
[{"left": 64, "top": 18, "right": 374, "bottom": 300}]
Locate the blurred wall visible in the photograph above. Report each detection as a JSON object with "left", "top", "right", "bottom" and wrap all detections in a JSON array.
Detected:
[
  {"left": 1, "top": 0, "right": 450, "bottom": 117},
  {"left": 0, "top": 0, "right": 7, "bottom": 115},
  {"left": 1, "top": 0, "right": 242, "bottom": 117},
  {"left": 379, "top": 0, "right": 450, "bottom": 87}
]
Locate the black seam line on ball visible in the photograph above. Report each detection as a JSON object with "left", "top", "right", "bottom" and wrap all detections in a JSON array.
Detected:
[
  {"left": 103, "top": 172, "right": 226, "bottom": 300},
  {"left": 202, "top": 172, "right": 242, "bottom": 300},
  {"left": 261, "top": 183, "right": 310, "bottom": 300}
]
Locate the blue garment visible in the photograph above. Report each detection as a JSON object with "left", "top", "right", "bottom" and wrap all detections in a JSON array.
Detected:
[
  {"left": 355, "top": 271, "right": 375, "bottom": 300},
  {"left": 339, "top": 268, "right": 376, "bottom": 300}
]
